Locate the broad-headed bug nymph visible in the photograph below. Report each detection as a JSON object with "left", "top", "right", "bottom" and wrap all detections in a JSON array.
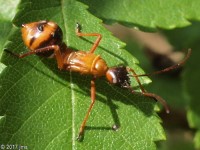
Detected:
[{"left": 5, "top": 20, "right": 192, "bottom": 141}]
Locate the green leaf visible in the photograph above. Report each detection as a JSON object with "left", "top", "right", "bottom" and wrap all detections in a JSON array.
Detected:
[
  {"left": 0, "top": 0, "right": 20, "bottom": 21},
  {"left": 0, "top": 21, "right": 12, "bottom": 73},
  {"left": 194, "top": 131, "right": 200, "bottom": 148},
  {"left": 82, "top": 0, "right": 200, "bottom": 30},
  {"left": 0, "top": 0, "right": 166, "bottom": 149},
  {"left": 125, "top": 39, "right": 189, "bottom": 109},
  {"left": 184, "top": 48, "right": 200, "bottom": 149},
  {"left": 0, "top": 21, "right": 13, "bottom": 57},
  {"left": 0, "top": 0, "right": 19, "bottom": 73},
  {"left": 163, "top": 21, "right": 200, "bottom": 149}
]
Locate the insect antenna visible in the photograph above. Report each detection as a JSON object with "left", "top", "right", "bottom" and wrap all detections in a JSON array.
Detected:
[
  {"left": 132, "top": 48, "right": 191, "bottom": 77},
  {"left": 127, "top": 67, "right": 170, "bottom": 113}
]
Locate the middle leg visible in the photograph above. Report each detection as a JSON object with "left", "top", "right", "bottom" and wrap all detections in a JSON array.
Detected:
[{"left": 75, "top": 23, "right": 102, "bottom": 54}]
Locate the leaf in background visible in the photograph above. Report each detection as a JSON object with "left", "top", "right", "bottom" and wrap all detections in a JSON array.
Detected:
[
  {"left": 0, "top": 0, "right": 167, "bottom": 149},
  {"left": 0, "top": 21, "right": 12, "bottom": 73},
  {"left": 0, "top": 21, "right": 13, "bottom": 57},
  {"left": 127, "top": 34, "right": 195, "bottom": 150},
  {"left": 125, "top": 39, "right": 188, "bottom": 109},
  {"left": 82, "top": 0, "right": 200, "bottom": 30},
  {"left": 162, "top": 22, "right": 200, "bottom": 149},
  {"left": 0, "top": 0, "right": 20, "bottom": 71},
  {"left": 0, "top": 0, "right": 20, "bottom": 21},
  {"left": 184, "top": 47, "right": 200, "bottom": 149}
]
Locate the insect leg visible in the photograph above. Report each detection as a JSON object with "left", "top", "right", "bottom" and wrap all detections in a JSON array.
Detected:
[
  {"left": 75, "top": 23, "right": 102, "bottom": 53},
  {"left": 5, "top": 45, "right": 64, "bottom": 69},
  {"left": 126, "top": 67, "right": 170, "bottom": 114},
  {"left": 77, "top": 77, "right": 96, "bottom": 141}
]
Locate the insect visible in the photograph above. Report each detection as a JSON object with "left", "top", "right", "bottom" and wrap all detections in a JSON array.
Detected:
[{"left": 5, "top": 20, "right": 191, "bottom": 141}]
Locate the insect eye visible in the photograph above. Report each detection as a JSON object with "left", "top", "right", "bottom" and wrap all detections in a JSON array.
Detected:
[
  {"left": 106, "top": 69, "right": 117, "bottom": 84},
  {"left": 37, "top": 24, "right": 44, "bottom": 32}
]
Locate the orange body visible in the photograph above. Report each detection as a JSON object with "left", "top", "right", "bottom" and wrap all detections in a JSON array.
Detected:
[
  {"left": 20, "top": 21, "right": 108, "bottom": 77},
  {"left": 65, "top": 51, "right": 108, "bottom": 77}
]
